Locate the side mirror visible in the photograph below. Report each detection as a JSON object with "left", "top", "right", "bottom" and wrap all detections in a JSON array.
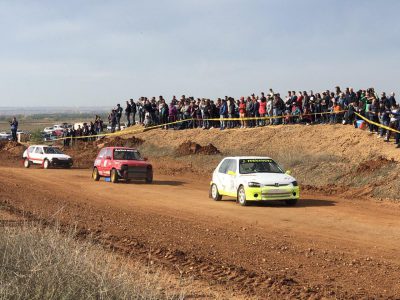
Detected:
[
  {"left": 285, "top": 170, "right": 291, "bottom": 175},
  {"left": 227, "top": 170, "right": 236, "bottom": 176},
  {"left": 143, "top": 157, "right": 148, "bottom": 161},
  {"left": 105, "top": 156, "right": 112, "bottom": 160}
]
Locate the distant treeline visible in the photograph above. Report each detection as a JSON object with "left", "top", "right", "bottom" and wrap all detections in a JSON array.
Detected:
[{"left": 0, "top": 113, "right": 108, "bottom": 123}]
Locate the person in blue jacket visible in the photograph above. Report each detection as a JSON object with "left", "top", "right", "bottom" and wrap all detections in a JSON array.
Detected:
[
  {"left": 219, "top": 99, "right": 228, "bottom": 130},
  {"left": 10, "top": 117, "right": 18, "bottom": 142}
]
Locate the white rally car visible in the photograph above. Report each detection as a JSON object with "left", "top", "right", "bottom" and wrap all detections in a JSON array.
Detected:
[
  {"left": 23, "top": 145, "right": 73, "bottom": 169},
  {"left": 210, "top": 156, "right": 300, "bottom": 206}
]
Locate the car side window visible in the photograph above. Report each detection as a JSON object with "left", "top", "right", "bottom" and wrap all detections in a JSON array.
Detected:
[
  {"left": 98, "top": 149, "right": 107, "bottom": 158},
  {"left": 218, "top": 159, "right": 231, "bottom": 174},
  {"left": 35, "top": 147, "right": 43, "bottom": 154},
  {"left": 227, "top": 159, "right": 237, "bottom": 173},
  {"left": 105, "top": 148, "right": 113, "bottom": 159}
]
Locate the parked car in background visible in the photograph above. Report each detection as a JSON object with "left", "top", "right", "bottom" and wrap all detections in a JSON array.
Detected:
[
  {"left": 106, "top": 124, "right": 126, "bottom": 131},
  {"left": 0, "top": 132, "right": 12, "bottom": 141},
  {"left": 42, "top": 133, "right": 58, "bottom": 142},
  {"left": 92, "top": 147, "right": 152, "bottom": 183},
  {"left": 210, "top": 156, "right": 300, "bottom": 206},
  {"left": 43, "top": 126, "right": 56, "bottom": 134},
  {"left": 23, "top": 145, "right": 73, "bottom": 169}
]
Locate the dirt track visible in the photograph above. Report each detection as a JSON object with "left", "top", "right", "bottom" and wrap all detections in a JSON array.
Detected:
[{"left": 1, "top": 166, "right": 400, "bottom": 299}]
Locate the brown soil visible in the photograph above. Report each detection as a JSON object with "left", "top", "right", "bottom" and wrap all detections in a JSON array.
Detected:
[
  {"left": 1, "top": 167, "right": 400, "bottom": 299},
  {"left": 0, "top": 141, "right": 26, "bottom": 158},
  {"left": 97, "top": 135, "right": 144, "bottom": 148},
  {"left": 356, "top": 156, "right": 395, "bottom": 173},
  {"left": 176, "top": 141, "right": 221, "bottom": 155},
  {"left": 1, "top": 125, "right": 400, "bottom": 298}
]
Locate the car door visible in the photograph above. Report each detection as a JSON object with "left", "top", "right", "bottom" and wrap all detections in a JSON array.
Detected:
[
  {"left": 26, "top": 146, "right": 37, "bottom": 162},
  {"left": 217, "top": 159, "right": 236, "bottom": 196},
  {"left": 102, "top": 148, "right": 113, "bottom": 176},
  {"left": 225, "top": 159, "right": 238, "bottom": 195},
  {"left": 32, "top": 146, "right": 44, "bottom": 164},
  {"left": 95, "top": 148, "right": 107, "bottom": 175}
]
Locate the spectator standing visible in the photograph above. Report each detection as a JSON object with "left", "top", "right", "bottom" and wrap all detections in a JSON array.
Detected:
[
  {"left": 389, "top": 92, "right": 396, "bottom": 107},
  {"left": 219, "top": 99, "right": 228, "bottom": 130},
  {"left": 108, "top": 110, "right": 117, "bottom": 133},
  {"left": 239, "top": 97, "right": 247, "bottom": 128},
  {"left": 130, "top": 99, "right": 137, "bottom": 125},
  {"left": 273, "top": 94, "right": 284, "bottom": 125},
  {"left": 10, "top": 117, "right": 18, "bottom": 142},
  {"left": 95, "top": 115, "right": 103, "bottom": 135},
  {"left": 125, "top": 101, "right": 132, "bottom": 127},
  {"left": 259, "top": 93, "right": 267, "bottom": 126},
  {"left": 115, "top": 104, "right": 123, "bottom": 129}
]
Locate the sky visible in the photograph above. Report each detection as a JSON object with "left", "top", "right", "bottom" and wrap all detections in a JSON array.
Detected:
[{"left": 0, "top": 0, "right": 399, "bottom": 107}]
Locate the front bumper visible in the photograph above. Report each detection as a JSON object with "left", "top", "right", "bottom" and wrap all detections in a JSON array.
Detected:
[
  {"left": 118, "top": 167, "right": 151, "bottom": 180},
  {"left": 51, "top": 159, "right": 73, "bottom": 167},
  {"left": 245, "top": 186, "right": 300, "bottom": 201}
]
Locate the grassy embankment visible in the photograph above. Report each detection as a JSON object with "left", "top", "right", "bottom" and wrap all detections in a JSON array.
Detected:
[{"left": 0, "top": 216, "right": 184, "bottom": 300}]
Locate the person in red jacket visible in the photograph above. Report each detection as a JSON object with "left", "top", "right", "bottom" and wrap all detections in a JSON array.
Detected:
[
  {"left": 259, "top": 93, "right": 267, "bottom": 126},
  {"left": 239, "top": 97, "right": 247, "bottom": 128}
]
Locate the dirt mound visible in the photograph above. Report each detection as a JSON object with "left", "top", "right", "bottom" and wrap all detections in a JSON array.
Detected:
[
  {"left": 62, "top": 141, "right": 98, "bottom": 169},
  {"left": 96, "top": 136, "right": 144, "bottom": 148},
  {"left": 0, "top": 141, "right": 26, "bottom": 163},
  {"left": 176, "top": 141, "right": 221, "bottom": 155},
  {"left": 356, "top": 156, "right": 395, "bottom": 173}
]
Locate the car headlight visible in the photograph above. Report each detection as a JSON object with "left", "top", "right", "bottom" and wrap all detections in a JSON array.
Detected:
[
  {"left": 248, "top": 182, "right": 261, "bottom": 188},
  {"left": 291, "top": 181, "right": 298, "bottom": 187}
]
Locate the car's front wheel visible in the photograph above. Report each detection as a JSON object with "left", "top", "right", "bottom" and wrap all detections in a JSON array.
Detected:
[
  {"left": 145, "top": 171, "right": 153, "bottom": 184},
  {"left": 110, "top": 169, "right": 119, "bottom": 183},
  {"left": 92, "top": 167, "right": 100, "bottom": 181},
  {"left": 43, "top": 159, "right": 50, "bottom": 169},
  {"left": 23, "top": 159, "right": 30, "bottom": 168},
  {"left": 237, "top": 185, "right": 248, "bottom": 206},
  {"left": 210, "top": 183, "right": 222, "bottom": 201}
]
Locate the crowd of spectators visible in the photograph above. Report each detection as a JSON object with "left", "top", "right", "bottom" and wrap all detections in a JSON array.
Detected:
[
  {"left": 61, "top": 86, "right": 400, "bottom": 149},
  {"left": 62, "top": 115, "right": 103, "bottom": 146}
]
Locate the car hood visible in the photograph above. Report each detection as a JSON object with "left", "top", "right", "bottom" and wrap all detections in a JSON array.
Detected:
[
  {"left": 114, "top": 160, "right": 151, "bottom": 166},
  {"left": 238, "top": 173, "right": 295, "bottom": 185},
  {"left": 47, "top": 154, "right": 71, "bottom": 160}
]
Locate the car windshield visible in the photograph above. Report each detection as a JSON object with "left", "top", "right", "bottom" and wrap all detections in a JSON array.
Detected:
[
  {"left": 113, "top": 149, "right": 141, "bottom": 160},
  {"left": 239, "top": 159, "right": 284, "bottom": 174},
  {"left": 43, "top": 147, "right": 63, "bottom": 154}
]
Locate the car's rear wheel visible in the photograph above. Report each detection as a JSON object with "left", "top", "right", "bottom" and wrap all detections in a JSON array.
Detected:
[
  {"left": 285, "top": 199, "right": 298, "bottom": 206},
  {"left": 92, "top": 167, "right": 100, "bottom": 181},
  {"left": 210, "top": 183, "right": 222, "bottom": 201},
  {"left": 43, "top": 159, "right": 50, "bottom": 169},
  {"left": 237, "top": 185, "right": 248, "bottom": 206},
  {"left": 110, "top": 169, "right": 119, "bottom": 183},
  {"left": 23, "top": 159, "right": 30, "bottom": 168}
]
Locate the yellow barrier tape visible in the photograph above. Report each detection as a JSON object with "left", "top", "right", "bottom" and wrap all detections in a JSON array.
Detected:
[
  {"left": 354, "top": 112, "right": 400, "bottom": 134},
  {"left": 53, "top": 110, "right": 347, "bottom": 141}
]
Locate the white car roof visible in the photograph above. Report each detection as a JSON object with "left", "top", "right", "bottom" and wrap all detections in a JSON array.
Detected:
[
  {"left": 28, "top": 145, "right": 55, "bottom": 148},
  {"left": 222, "top": 156, "right": 273, "bottom": 160}
]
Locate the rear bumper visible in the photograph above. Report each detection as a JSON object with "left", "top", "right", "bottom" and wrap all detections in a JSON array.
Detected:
[{"left": 245, "top": 186, "right": 300, "bottom": 201}]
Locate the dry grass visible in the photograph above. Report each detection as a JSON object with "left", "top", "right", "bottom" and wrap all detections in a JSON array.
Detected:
[{"left": 0, "top": 224, "right": 184, "bottom": 300}]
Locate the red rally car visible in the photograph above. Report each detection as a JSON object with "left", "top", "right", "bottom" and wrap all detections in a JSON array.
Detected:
[{"left": 92, "top": 147, "right": 153, "bottom": 183}]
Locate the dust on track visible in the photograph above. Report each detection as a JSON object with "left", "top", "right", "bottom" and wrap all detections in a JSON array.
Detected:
[{"left": 2, "top": 166, "right": 400, "bottom": 299}]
